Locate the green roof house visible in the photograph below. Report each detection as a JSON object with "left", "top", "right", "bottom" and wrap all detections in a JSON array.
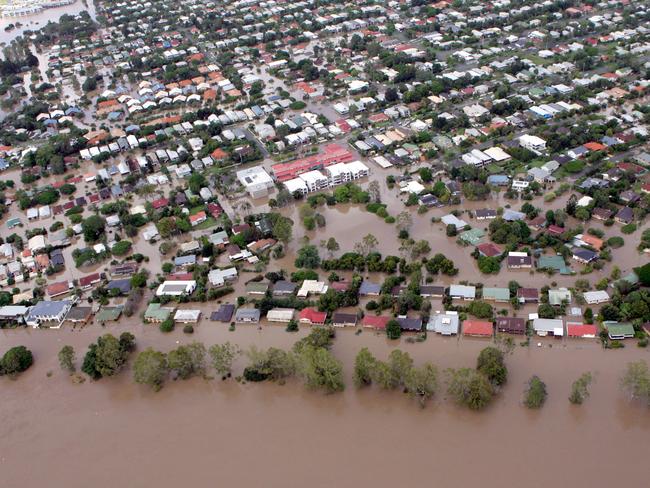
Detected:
[
  {"left": 604, "top": 321, "right": 635, "bottom": 340},
  {"left": 482, "top": 287, "right": 510, "bottom": 302},
  {"left": 144, "top": 303, "right": 174, "bottom": 323}
]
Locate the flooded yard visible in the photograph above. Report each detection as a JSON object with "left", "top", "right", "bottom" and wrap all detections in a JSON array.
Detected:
[{"left": 0, "top": 324, "right": 649, "bottom": 488}]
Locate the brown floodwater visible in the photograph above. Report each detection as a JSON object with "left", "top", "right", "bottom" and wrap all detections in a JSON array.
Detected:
[{"left": 1, "top": 323, "right": 649, "bottom": 488}]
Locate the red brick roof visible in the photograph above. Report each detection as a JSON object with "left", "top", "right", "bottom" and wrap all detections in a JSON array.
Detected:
[
  {"left": 362, "top": 315, "right": 390, "bottom": 329},
  {"left": 299, "top": 308, "right": 327, "bottom": 325},
  {"left": 463, "top": 320, "right": 494, "bottom": 336}
]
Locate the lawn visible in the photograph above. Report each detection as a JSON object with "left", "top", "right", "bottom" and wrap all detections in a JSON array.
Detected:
[{"left": 193, "top": 217, "right": 218, "bottom": 230}]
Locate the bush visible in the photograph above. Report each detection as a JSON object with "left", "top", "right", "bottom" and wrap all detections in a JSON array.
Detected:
[
  {"left": 568, "top": 372, "right": 592, "bottom": 404},
  {"left": 621, "top": 223, "right": 637, "bottom": 235},
  {"left": 183, "top": 325, "right": 194, "bottom": 334},
  {"left": 159, "top": 318, "right": 175, "bottom": 333},
  {"left": 0, "top": 345, "right": 34, "bottom": 375},
  {"left": 111, "top": 240, "right": 132, "bottom": 256},
  {"left": 523, "top": 375, "right": 547, "bottom": 409},
  {"left": 476, "top": 347, "right": 507, "bottom": 386},
  {"left": 607, "top": 236, "right": 624, "bottom": 248},
  {"left": 386, "top": 319, "right": 401, "bottom": 340},
  {"left": 446, "top": 368, "right": 494, "bottom": 410}
]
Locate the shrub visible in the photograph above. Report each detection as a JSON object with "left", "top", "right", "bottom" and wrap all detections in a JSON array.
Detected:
[
  {"left": 607, "top": 236, "right": 624, "bottom": 248},
  {"left": 523, "top": 375, "right": 547, "bottom": 409},
  {"left": 0, "top": 346, "right": 34, "bottom": 375},
  {"left": 183, "top": 325, "right": 194, "bottom": 334},
  {"left": 159, "top": 318, "right": 175, "bottom": 333},
  {"left": 621, "top": 223, "right": 637, "bottom": 235}
]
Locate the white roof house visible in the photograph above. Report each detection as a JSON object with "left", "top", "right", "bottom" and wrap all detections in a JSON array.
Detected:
[
  {"left": 583, "top": 290, "right": 610, "bottom": 304},
  {"left": 441, "top": 214, "right": 468, "bottom": 230},
  {"left": 174, "top": 309, "right": 201, "bottom": 323},
  {"left": 449, "top": 285, "right": 476, "bottom": 300},
  {"left": 156, "top": 280, "right": 197, "bottom": 297},
  {"left": 427, "top": 312, "right": 460, "bottom": 335},
  {"left": 483, "top": 147, "right": 511, "bottom": 161},
  {"left": 28, "top": 235, "right": 48, "bottom": 252},
  {"left": 207, "top": 268, "right": 238, "bottom": 287},
  {"left": 297, "top": 280, "right": 328, "bottom": 298},
  {"left": 237, "top": 166, "right": 274, "bottom": 198},
  {"left": 266, "top": 308, "right": 295, "bottom": 323},
  {"left": 533, "top": 318, "right": 564, "bottom": 337}
]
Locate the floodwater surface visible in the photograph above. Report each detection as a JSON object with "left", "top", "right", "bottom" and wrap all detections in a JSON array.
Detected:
[{"left": 1, "top": 324, "right": 649, "bottom": 488}]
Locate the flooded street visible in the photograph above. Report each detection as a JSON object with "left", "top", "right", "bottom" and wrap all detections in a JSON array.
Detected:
[{"left": 1, "top": 324, "right": 649, "bottom": 488}]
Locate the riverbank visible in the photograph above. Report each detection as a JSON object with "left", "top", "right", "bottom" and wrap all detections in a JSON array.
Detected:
[{"left": 1, "top": 325, "right": 649, "bottom": 488}]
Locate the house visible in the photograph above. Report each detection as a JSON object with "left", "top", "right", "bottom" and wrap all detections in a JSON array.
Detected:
[
  {"left": 95, "top": 307, "right": 123, "bottom": 323},
  {"left": 236, "top": 166, "right": 274, "bottom": 198},
  {"left": 190, "top": 211, "right": 207, "bottom": 226},
  {"left": 174, "top": 254, "right": 197, "bottom": 267},
  {"left": 615, "top": 206, "right": 634, "bottom": 224},
  {"left": 605, "top": 322, "right": 634, "bottom": 340},
  {"left": 0, "top": 305, "right": 29, "bottom": 325},
  {"left": 65, "top": 307, "right": 93, "bottom": 324},
  {"left": 427, "top": 312, "right": 460, "bottom": 335},
  {"left": 144, "top": 303, "right": 175, "bottom": 323},
  {"left": 210, "top": 304, "right": 235, "bottom": 322},
  {"left": 475, "top": 208, "right": 497, "bottom": 220},
  {"left": 156, "top": 280, "right": 196, "bottom": 296},
  {"left": 496, "top": 317, "right": 526, "bottom": 335},
  {"left": 518, "top": 288, "right": 539, "bottom": 303},
  {"left": 398, "top": 316, "right": 422, "bottom": 332},
  {"left": 299, "top": 308, "right": 327, "bottom": 326},
  {"left": 537, "top": 255, "right": 570, "bottom": 274},
  {"left": 246, "top": 281, "right": 269, "bottom": 295},
  {"left": 420, "top": 285, "right": 445, "bottom": 298},
  {"left": 297, "top": 280, "right": 328, "bottom": 297},
  {"left": 463, "top": 320, "right": 493, "bottom": 337},
  {"left": 583, "top": 290, "right": 610, "bottom": 304},
  {"left": 482, "top": 287, "right": 510, "bottom": 302},
  {"left": 579, "top": 234, "right": 604, "bottom": 251},
  {"left": 359, "top": 281, "right": 381, "bottom": 296},
  {"left": 25, "top": 300, "right": 72, "bottom": 327},
  {"left": 79, "top": 273, "right": 101, "bottom": 290},
  {"left": 362, "top": 315, "right": 390, "bottom": 330},
  {"left": 477, "top": 243, "right": 502, "bottom": 258},
  {"left": 548, "top": 288, "right": 572, "bottom": 305},
  {"left": 106, "top": 279, "right": 132, "bottom": 295},
  {"left": 592, "top": 208, "right": 613, "bottom": 221},
  {"left": 507, "top": 252, "right": 532, "bottom": 269},
  {"left": 533, "top": 318, "right": 564, "bottom": 337},
  {"left": 235, "top": 308, "right": 261, "bottom": 323},
  {"left": 572, "top": 248, "right": 598, "bottom": 264},
  {"left": 47, "top": 281, "right": 72, "bottom": 299},
  {"left": 519, "top": 134, "right": 546, "bottom": 153},
  {"left": 331, "top": 312, "right": 357, "bottom": 327},
  {"left": 449, "top": 285, "right": 476, "bottom": 300},
  {"left": 272, "top": 280, "right": 297, "bottom": 296},
  {"left": 174, "top": 309, "right": 201, "bottom": 323},
  {"left": 267, "top": 308, "right": 295, "bottom": 323},
  {"left": 207, "top": 267, "right": 238, "bottom": 287},
  {"left": 566, "top": 322, "right": 597, "bottom": 338}
]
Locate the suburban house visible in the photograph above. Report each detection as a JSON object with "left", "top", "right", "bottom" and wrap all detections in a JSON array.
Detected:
[
  {"left": 482, "top": 287, "right": 510, "bottom": 303},
  {"left": 532, "top": 318, "right": 564, "bottom": 337},
  {"left": 25, "top": 300, "right": 73, "bottom": 327},
  {"left": 397, "top": 316, "right": 422, "bottom": 332},
  {"left": 156, "top": 280, "right": 197, "bottom": 296},
  {"left": 297, "top": 280, "right": 328, "bottom": 298},
  {"left": 449, "top": 284, "right": 476, "bottom": 301},
  {"left": 427, "top": 312, "right": 460, "bottom": 335},
  {"left": 210, "top": 304, "right": 235, "bottom": 322},
  {"left": 272, "top": 280, "right": 297, "bottom": 296},
  {"left": 566, "top": 322, "right": 598, "bottom": 338},
  {"left": 462, "top": 320, "right": 494, "bottom": 337},
  {"left": 583, "top": 290, "right": 610, "bottom": 304},
  {"left": 266, "top": 308, "right": 295, "bottom": 323},
  {"left": 361, "top": 315, "right": 390, "bottom": 330},
  {"left": 517, "top": 287, "right": 539, "bottom": 303},
  {"left": 174, "top": 309, "right": 201, "bottom": 323},
  {"left": 605, "top": 321, "right": 635, "bottom": 340},
  {"left": 496, "top": 317, "right": 526, "bottom": 335},
  {"left": 548, "top": 288, "right": 572, "bottom": 306},
  {"left": 299, "top": 308, "right": 327, "bottom": 326},
  {"left": 235, "top": 308, "right": 261, "bottom": 324},
  {"left": 144, "top": 303, "right": 175, "bottom": 323},
  {"left": 331, "top": 312, "right": 357, "bottom": 327},
  {"left": 64, "top": 306, "right": 93, "bottom": 324},
  {"left": 420, "top": 285, "right": 445, "bottom": 298},
  {"left": 507, "top": 252, "right": 532, "bottom": 269}
]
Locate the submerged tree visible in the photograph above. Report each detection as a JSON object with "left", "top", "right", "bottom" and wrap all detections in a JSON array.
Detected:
[
  {"left": 133, "top": 348, "right": 168, "bottom": 391},
  {"left": 621, "top": 361, "right": 650, "bottom": 406},
  {"left": 58, "top": 345, "right": 76, "bottom": 373},
  {"left": 209, "top": 342, "right": 241, "bottom": 378},
  {"left": 446, "top": 368, "right": 494, "bottom": 410},
  {"left": 569, "top": 372, "right": 593, "bottom": 405},
  {"left": 353, "top": 348, "right": 377, "bottom": 388},
  {"left": 523, "top": 375, "right": 547, "bottom": 409},
  {"left": 476, "top": 346, "right": 507, "bottom": 387},
  {"left": 297, "top": 346, "right": 345, "bottom": 394},
  {"left": 167, "top": 342, "right": 206, "bottom": 380},
  {"left": 404, "top": 363, "right": 438, "bottom": 407}
]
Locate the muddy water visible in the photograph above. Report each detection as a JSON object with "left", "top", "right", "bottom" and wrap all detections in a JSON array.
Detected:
[{"left": 1, "top": 324, "right": 649, "bottom": 488}]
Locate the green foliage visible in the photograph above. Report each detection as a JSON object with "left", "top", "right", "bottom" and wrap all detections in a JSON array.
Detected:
[
  {"left": 620, "top": 360, "right": 650, "bottom": 406},
  {"left": 297, "top": 346, "right": 345, "bottom": 394},
  {"left": 569, "top": 372, "right": 593, "bottom": 405},
  {"left": 446, "top": 368, "right": 494, "bottom": 410},
  {"left": 0, "top": 345, "right": 33, "bottom": 376},
  {"left": 167, "top": 342, "right": 206, "bottom": 380},
  {"left": 468, "top": 301, "right": 494, "bottom": 319},
  {"left": 133, "top": 348, "right": 168, "bottom": 391},
  {"left": 295, "top": 245, "right": 320, "bottom": 269},
  {"left": 81, "top": 215, "right": 106, "bottom": 242},
  {"left": 58, "top": 345, "right": 75, "bottom": 373},
  {"left": 478, "top": 256, "right": 501, "bottom": 274},
  {"left": 353, "top": 348, "right": 377, "bottom": 388},
  {"left": 523, "top": 375, "right": 547, "bottom": 409},
  {"left": 293, "top": 327, "right": 335, "bottom": 353},
  {"left": 209, "top": 342, "right": 241, "bottom": 377},
  {"left": 476, "top": 347, "right": 507, "bottom": 386},
  {"left": 82, "top": 333, "right": 135, "bottom": 380},
  {"left": 244, "top": 346, "right": 296, "bottom": 382},
  {"left": 159, "top": 318, "right": 174, "bottom": 333},
  {"left": 111, "top": 240, "right": 132, "bottom": 256},
  {"left": 621, "top": 223, "right": 637, "bottom": 235},
  {"left": 386, "top": 319, "right": 401, "bottom": 340}
]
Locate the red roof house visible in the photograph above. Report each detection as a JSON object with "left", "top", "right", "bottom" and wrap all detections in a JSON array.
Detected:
[
  {"left": 567, "top": 323, "right": 597, "bottom": 338},
  {"left": 299, "top": 308, "right": 327, "bottom": 326},
  {"left": 361, "top": 315, "right": 390, "bottom": 330},
  {"left": 462, "top": 320, "right": 494, "bottom": 337}
]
